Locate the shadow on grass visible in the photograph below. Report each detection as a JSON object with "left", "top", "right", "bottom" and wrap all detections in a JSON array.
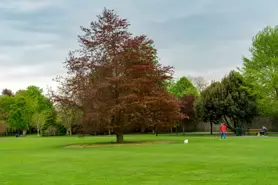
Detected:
[{"left": 64, "top": 140, "right": 177, "bottom": 149}]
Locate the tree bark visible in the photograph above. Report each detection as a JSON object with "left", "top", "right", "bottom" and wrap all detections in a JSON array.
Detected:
[
  {"left": 155, "top": 126, "right": 158, "bottom": 136},
  {"left": 210, "top": 122, "right": 212, "bottom": 135},
  {"left": 223, "top": 116, "right": 235, "bottom": 132},
  {"left": 116, "top": 132, "right": 124, "bottom": 143},
  {"left": 182, "top": 124, "right": 185, "bottom": 135},
  {"left": 37, "top": 124, "right": 40, "bottom": 136}
]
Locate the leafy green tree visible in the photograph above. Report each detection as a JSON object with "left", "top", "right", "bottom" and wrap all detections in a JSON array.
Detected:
[
  {"left": 0, "top": 86, "right": 54, "bottom": 135},
  {"left": 31, "top": 111, "right": 47, "bottom": 136},
  {"left": 167, "top": 77, "right": 199, "bottom": 133},
  {"left": 221, "top": 71, "right": 258, "bottom": 129},
  {"left": 241, "top": 26, "right": 278, "bottom": 116},
  {"left": 168, "top": 77, "right": 199, "bottom": 98},
  {"left": 0, "top": 95, "right": 14, "bottom": 135},
  {"left": 42, "top": 110, "right": 67, "bottom": 136},
  {"left": 56, "top": 105, "right": 83, "bottom": 135},
  {"left": 8, "top": 96, "right": 31, "bottom": 134},
  {"left": 195, "top": 81, "right": 223, "bottom": 134},
  {"left": 23, "top": 86, "right": 53, "bottom": 113},
  {"left": 0, "top": 95, "right": 15, "bottom": 119},
  {"left": 196, "top": 71, "right": 257, "bottom": 133}
]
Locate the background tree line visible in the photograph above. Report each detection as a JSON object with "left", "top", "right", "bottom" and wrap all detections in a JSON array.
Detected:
[{"left": 0, "top": 86, "right": 81, "bottom": 136}]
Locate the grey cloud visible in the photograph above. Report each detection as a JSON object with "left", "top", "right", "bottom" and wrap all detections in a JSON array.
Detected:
[
  {"left": 147, "top": 12, "right": 261, "bottom": 48},
  {"left": 1, "top": 0, "right": 278, "bottom": 92},
  {"left": 0, "top": 62, "right": 66, "bottom": 79},
  {"left": 158, "top": 40, "right": 251, "bottom": 71},
  {"left": 0, "top": 0, "right": 59, "bottom": 12}
]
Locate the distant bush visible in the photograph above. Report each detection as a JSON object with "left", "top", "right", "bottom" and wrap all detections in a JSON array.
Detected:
[
  {"left": 44, "top": 126, "right": 57, "bottom": 136},
  {"left": 42, "top": 122, "right": 66, "bottom": 136},
  {"left": 42, "top": 111, "right": 66, "bottom": 136}
]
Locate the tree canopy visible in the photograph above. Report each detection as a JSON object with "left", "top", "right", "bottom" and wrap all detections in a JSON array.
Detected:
[
  {"left": 53, "top": 8, "right": 183, "bottom": 143},
  {"left": 0, "top": 86, "right": 54, "bottom": 134},
  {"left": 241, "top": 26, "right": 278, "bottom": 116},
  {"left": 196, "top": 71, "right": 257, "bottom": 131},
  {"left": 168, "top": 77, "right": 199, "bottom": 98}
]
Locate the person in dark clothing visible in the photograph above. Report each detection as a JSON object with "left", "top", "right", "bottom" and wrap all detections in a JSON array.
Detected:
[{"left": 260, "top": 126, "right": 267, "bottom": 136}]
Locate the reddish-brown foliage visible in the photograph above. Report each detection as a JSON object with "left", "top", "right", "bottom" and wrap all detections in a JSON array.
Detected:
[
  {"left": 181, "top": 95, "right": 196, "bottom": 119},
  {"left": 53, "top": 8, "right": 182, "bottom": 143},
  {"left": 1, "top": 89, "right": 13, "bottom": 96},
  {"left": 180, "top": 95, "right": 196, "bottom": 133},
  {"left": 0, "top": 121, "right": 7, "bottom": 135}
]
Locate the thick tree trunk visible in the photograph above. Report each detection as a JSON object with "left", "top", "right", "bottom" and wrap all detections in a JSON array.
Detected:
[
  {"left": 108, "top": 129, "right": 111, "bottom": 135},
  {"left": 116, "top": 132, "right": 124, "bottom": 143},
  {"left": 155, "top": 126, "right": 158, "bottom": 136},
  {"left": 69, "top": 128, "right": 72, "bottom": 136},
  {"left": 223, "top": 116, "right": 235, "bottom": 132},
  {"left": 170, "top": 126, "right": 173, "bottom": 133}
]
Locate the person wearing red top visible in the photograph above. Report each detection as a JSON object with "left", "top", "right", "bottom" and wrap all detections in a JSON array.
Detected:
[{"left": 220, "top": 124, "right": 227, "bottom": 140}]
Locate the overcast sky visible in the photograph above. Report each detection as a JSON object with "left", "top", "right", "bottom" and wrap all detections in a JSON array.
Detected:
[{"left": 0, "top": 0, "right": 277, "bottom": 93}]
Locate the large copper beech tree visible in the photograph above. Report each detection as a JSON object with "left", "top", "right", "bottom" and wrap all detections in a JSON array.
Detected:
[{"left": 54, "top": 8, "right": 183, "bottom": 143}]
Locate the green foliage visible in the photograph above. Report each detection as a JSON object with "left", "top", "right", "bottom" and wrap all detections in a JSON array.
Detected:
[
  {"left": 56, "top": 105, "right": 83, "bottom": 135},
  {"left": 42, "top": 122, "right": 66, "bottom": 136},
  {"left": 195, "top": 82, "right": 223, "bottom": 125},
  {"left": 196, "top": 71, "right": 258, "bottom": 130},
  {"left": 44, "top": 125, "right": 58, "bottom": 136},
  {"left": 0, "top": 86, "right": 54, "bottom": 134},
  {"left": 22, "top": 86, "right": 53, "bottom": 113},
  {"left": 168, "top": 77, "right": 199, "bottom": 98},
  {"left": 241, "top": 26, "right": 278, "bottom": 116},
  {"left": 7, "top": 96, "right": 31, "bottom": 131},
  {"left": 0, "top": 95, "right": 15, "bottom": 117},
  {"left": 42, "top": 110, "right": 66, "bottom": 136},
  {"left": 31, "top": 111, "right": 47, "bottom": 136}
]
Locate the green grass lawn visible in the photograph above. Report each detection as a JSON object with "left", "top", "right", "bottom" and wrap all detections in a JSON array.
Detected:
[{"left": 0, "top": 134, "right": 277, "bottom": 185}]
